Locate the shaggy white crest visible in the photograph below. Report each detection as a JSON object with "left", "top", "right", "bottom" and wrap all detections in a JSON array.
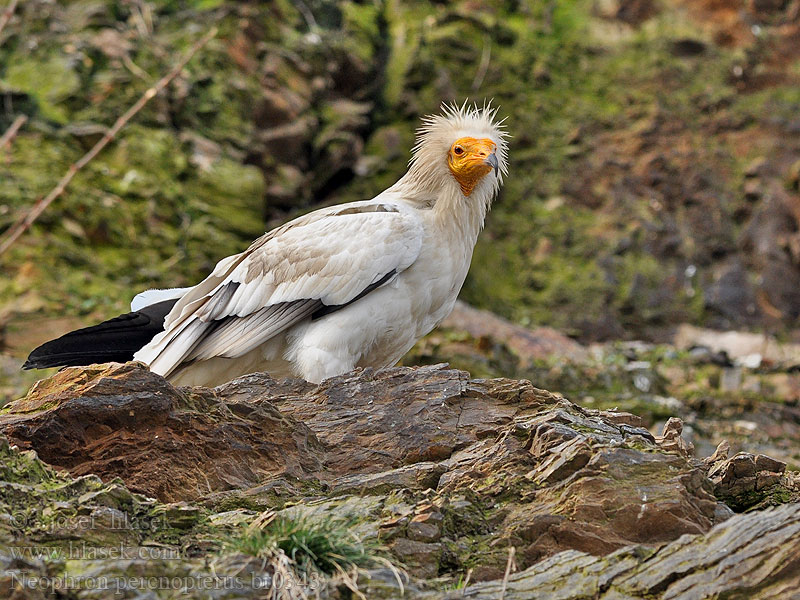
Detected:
[{"left": 400, "top": 101, "right": 509, "bottom": 200}]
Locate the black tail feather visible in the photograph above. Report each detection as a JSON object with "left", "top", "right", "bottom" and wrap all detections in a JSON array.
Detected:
[{"left": 23, "top": 299, "right": 178, "bottom": 370}]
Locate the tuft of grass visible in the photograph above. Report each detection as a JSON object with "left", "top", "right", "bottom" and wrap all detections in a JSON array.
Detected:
[
  {"left": 444, "top": 569, "right": 473, "bottom": 591},
  {"left": 229, "top": 514, "right": 381, "bottom": 575}
]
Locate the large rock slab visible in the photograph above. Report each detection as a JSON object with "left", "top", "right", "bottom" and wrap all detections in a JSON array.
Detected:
[
  {"left": 436, "top": 503, "right": 800, "bottom": 600},
  {"left": 1, "top": 362, "right": 727, "bottom": 578},
  {"left": 0, "top": 363, "right": 324, "bottom": 502}
]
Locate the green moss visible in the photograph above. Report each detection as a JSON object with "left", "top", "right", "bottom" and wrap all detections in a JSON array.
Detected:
[
  {"left": 0, "top": 438, "right": 62, "bottom": 486},
  {"left": 718, "top": 484, "right": 796, "bottom": 513},
  {"left": 190, "top": 158, "right": 266, "bottom": 238},
  {"left": 340, "top": 1, "right": 382, "bottom": 63},
  {"left": 3, "top": 55, "right": 81, "bottom": 123},
  {"left": 207, "top": 492, "right": 282, "bottom": 514},
  {"left": 448, "top": 535, "right": 508, "bottom": 573},
  {"left": 382, "top": 0, "right": 422, "bottom": 108},
  {"left": 440, "top": 496, "right": 491, "bottom": 540}
]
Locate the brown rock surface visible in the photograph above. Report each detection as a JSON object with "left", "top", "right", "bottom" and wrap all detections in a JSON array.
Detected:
[
  {"left": 0, "top": 362, "right": 324, "bottom": 502},
  {"left": 437, "top": 503, "right": 800, "bottom": 600},
  {"left": 656, "top": 417, "right": 695, "bottom": 457},
  {"left": 1, "top": 362, "right": 726, "bottom": 578},
  {"left": 438, "top": 300, "right": 589, "bottom": 365},
  {"left": 1, "top": 363, "right": 799, "bottom": 598},
  {"left": 707, "top": 450, "right": 800, "bottom": 511}
]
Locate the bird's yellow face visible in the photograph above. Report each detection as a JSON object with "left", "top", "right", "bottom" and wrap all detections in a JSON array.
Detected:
[{"left": 447, "top": 137, "right": 499, "bottom": 197}]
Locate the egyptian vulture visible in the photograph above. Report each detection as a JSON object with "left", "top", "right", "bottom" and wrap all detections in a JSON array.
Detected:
[{"left": 25, "top": 103, "right": 508, "bottom": 386}]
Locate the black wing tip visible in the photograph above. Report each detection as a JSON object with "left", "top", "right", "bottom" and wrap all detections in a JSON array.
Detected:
[
  {"left": 22, "top": 349, "right": 67, "bottom": 370},
  {"left": 18, "top": 298, "right": 179, "bottom": 373},
  {"left": 22, "top": 347, "right": 49, "bottom": 370}
]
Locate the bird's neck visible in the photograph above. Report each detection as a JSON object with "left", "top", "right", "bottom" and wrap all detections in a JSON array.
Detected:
[
  {"left": 431, "top": 183, "right": 490, "bottom": 244},
  {"left": 391, "top": 174, "right": 492, "bottom": 244}
]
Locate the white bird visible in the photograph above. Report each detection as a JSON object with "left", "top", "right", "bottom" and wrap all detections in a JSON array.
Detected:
[{"left": 25, "top": 103, "right": 508, "bottom": 386}]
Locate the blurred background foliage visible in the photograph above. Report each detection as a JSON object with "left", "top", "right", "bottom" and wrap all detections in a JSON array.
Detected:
[{"left": 1, "top": 0, "right": 800, "bottom": 357}]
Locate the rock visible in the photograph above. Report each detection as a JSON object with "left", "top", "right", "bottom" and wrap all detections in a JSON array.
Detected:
[
  {"left": 656, "top": 417, "right": 695, "bottom": 457},
  {"left": 528, "top": 434, "right": 593, "bottom": 484},
  {"left": 704, "top": 440, "right": 730, "bottom": 466},
  {"left": 207, "top": 508, "right": 257, "bottom": 528},
  {"left": 439, "top": 301, "right": 589, "bottom": 366},
  {"left": 595, "top": 410, "right": 645, "bottom": 428},
  {"left": 156, "top": 502, "right": 203, "bottom": 529},
  {"left": 0, "top": 362, "right": 325, "bottom": 502},
  {"left": 674, "top": 324, "right": 800, "bottom": 365},
  {"left": 2, "top": 363, "right": 727, "bottom": 580},
  {"left": 390, "top": 538, "right": 442, "bottom": 579},
  {"left": 1, "top": 364, "right": 799, "bottom": 596},
  {"left": 439, "top": 504, "right": 800, "bottom": 600},
  {"left": 0, "top": 550, "right": 55, "bottom": 600},
  {"left": 354, "top": 567, "right": 420, "bottom": 599},
  {"left": 331, "top": 462, "right": 447, "bottom": 495},
  {"left": 407, "top": 517, "right": 441, "bottom": 543},
  {"left": 707, "top": 451, "right": 797, "bottom": 511},
  {"left": 755, "top": 453, "right": 787, "bottom": 473}
]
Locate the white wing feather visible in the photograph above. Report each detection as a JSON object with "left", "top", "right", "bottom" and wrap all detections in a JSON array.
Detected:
[
  {"left": 134, "top": 203, "right": 424, "bottom": 377},
  {"left": 130, "top": 287, "right": 192, "bottom": 311}
]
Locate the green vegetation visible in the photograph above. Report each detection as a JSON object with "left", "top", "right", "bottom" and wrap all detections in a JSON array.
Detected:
[
  {"left": 718, "top": 485, "right": 795, "bottom": 513},
  {"left": 229, "top": 513, "right": 382, "bottom": 575}
]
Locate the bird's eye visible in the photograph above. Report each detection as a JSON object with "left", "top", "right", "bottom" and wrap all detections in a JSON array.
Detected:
[{"left": 453, "top": 146, "right": 464, "bottom": 155}]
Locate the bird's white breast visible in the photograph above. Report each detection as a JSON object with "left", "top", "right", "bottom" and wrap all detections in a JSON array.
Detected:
[{"left": 281, "top": 206, "right": 475, "bottom": 382}]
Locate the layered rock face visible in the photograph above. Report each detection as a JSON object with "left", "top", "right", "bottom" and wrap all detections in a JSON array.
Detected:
[{"left": 0, "top": 363, "right": 797, "bottom": 598}]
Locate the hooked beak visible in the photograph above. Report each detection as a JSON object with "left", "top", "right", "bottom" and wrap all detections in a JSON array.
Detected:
[{"left": 485, "top": 152, "right": 499, "bottom": 176}]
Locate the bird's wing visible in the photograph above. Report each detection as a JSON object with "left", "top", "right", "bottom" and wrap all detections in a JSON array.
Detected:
[{"left": 134, "top": 202, "right": 424, "bottom": 377}]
